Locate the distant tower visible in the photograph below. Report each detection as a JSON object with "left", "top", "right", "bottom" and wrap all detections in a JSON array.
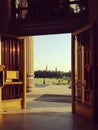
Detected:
[
  {"left": 55, "top": 67, "right": 57, "bottom": 72},
  {"left": 46, "top": 65, "right": 48, "bottom": 71}
]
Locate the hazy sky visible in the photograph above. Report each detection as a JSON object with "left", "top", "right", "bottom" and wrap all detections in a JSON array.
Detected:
[{"left": 34, "top": 33, "right": 71, "bottom": 72}]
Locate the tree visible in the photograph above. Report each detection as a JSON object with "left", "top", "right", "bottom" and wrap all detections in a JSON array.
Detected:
[{"left": 34, "top": 70, "right": 71, "bottom": 79}]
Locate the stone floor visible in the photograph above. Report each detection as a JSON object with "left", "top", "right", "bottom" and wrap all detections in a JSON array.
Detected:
[{"left": 0, "top": 85, "right": 98, "bottom": 130}]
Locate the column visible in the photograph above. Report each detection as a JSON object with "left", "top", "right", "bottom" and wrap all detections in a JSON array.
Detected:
[{"left": 26, "top": 36, "right": 34, "bottom": 92}]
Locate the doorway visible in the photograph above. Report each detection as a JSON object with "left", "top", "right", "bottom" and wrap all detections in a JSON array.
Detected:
[{"left": 26, "top": 33, "right": 72, "bottom": 113}]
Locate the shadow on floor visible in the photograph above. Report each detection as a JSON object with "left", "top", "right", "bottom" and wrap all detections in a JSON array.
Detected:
[
  {"left": 34, "top": 94, "right": 71, "bottom": 103},
  {"left": 34, "top": 84, "right": 49, "bottom": 88}
]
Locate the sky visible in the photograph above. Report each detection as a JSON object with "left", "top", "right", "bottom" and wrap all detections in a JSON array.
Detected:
[{"left": 34, "top": 33, "right": 71, "bottom": 72}]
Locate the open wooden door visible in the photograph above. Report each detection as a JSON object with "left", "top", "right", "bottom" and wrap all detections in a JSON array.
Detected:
[
  {"left": 71, "top": 24, "right": 96, "bottom": 121},
  {"left": 0, "top": 34, "right": 26, "bottom": 112}
]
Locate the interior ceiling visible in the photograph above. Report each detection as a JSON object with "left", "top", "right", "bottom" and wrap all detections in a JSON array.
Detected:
[{"left": 10, "top": 0, "right": 89, "bottom": 36}]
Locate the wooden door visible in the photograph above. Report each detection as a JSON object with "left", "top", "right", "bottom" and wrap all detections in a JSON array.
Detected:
[
  {"left": 72, "top": 24, "right": 96, "bottom": 121},
  {"left": 0, "top": 34, "right": 26, "bottom": 111}
]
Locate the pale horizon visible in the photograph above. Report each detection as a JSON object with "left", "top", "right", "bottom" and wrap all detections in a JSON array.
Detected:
[{"left": 34, "top": 33, "right": 71, "bottom": 72}]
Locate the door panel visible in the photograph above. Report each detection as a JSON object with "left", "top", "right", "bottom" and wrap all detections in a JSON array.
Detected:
[
  {"left": 1, "top": 36, "right": 24, "bottom": 100},
  {"left": 0, "top": 34, "right": 26, "bottom": 111},
  {"left": 72, "top": 24, "right": 96, "bottom": 121}
]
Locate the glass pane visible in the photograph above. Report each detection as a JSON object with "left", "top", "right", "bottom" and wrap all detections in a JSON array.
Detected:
[
  {"left": 15, "top": 0, "right": 28, "bottom": 19},
  {"left": 16, "top": 0, "right": 28, "bottom": 8},
  {"left": 70, "top": 4, "right": 80, "bottom": 13}
]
